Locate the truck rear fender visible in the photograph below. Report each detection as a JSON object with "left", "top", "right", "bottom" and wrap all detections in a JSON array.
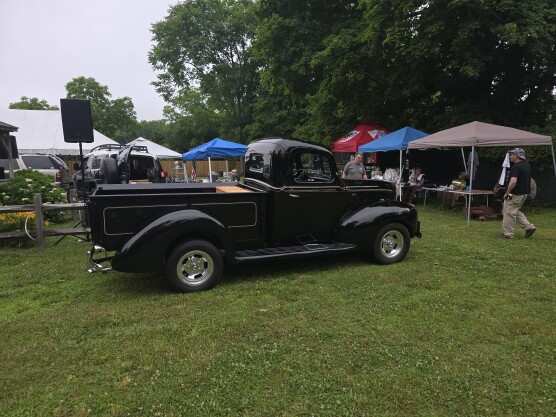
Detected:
[
  {"left": 112, "top": 209, "right": 233, "bottom": 273},
  {"left": 336, "top": 201, "right": 419, "bottom": 246}
]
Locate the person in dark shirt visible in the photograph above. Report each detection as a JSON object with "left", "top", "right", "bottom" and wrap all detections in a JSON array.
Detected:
[
  {"left": 230, "top": 169, "right": 240, "bottom": 182},
  {"left": 499, "top": 148, "right": 536, "bottom": 239}
]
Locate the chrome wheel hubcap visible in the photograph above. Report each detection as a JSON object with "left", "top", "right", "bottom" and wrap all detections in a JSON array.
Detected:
[
  {"left": 380, "top": 230, "right": 404, "bottom": 258},
  {"left": 176, "top": 250, "right": 214, "bottom": 286}
]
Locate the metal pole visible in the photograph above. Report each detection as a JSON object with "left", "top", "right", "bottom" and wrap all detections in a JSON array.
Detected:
[
  {"left": 208, "top": 157, "right": 213, "bottom": 182},
  {"left": 467, "top": 146, "right": 474, "bottom": 225},
  {"left": 398, "top": 150, "right": 403, "bottom": 201},
  {"left": 461, "top": 148, "right": 467, "bottom": 173},
  {"left": 551, "top": 144, "right": 556, "bottom": 179}
]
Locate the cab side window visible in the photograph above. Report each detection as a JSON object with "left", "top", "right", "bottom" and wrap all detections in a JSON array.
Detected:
[
  {"left": 292, "top": 151, "right": 334, "bottom": 183},
  {"left": 246, "top": 152, "right": 272, "bottom": 181}
]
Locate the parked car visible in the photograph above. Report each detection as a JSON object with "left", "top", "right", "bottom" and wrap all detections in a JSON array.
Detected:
[
  {"left": 71, "top": 144, "right": 167, "bottom": 199},
  {"left": 0, "top": 153, "right": 70, "bottom": 190}
]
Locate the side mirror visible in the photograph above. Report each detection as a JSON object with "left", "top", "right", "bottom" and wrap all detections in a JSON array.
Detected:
[{"left": 73, "top": 162, "right": 80, "bottom": 170}]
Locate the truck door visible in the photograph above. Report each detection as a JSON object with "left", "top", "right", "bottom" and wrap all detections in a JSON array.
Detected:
[{"left": 270, "top": 150, "right": 345, "bottom": 246}]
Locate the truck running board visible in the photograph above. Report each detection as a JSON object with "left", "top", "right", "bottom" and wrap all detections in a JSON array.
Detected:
[{"left": 234, "top": 242, "right": 356, "bottom": 262}]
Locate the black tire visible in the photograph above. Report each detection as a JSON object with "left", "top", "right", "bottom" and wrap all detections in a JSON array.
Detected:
[
  {"left": 166, "top": 240, "right": 223, "bottom": 292},
  {"left": 99, "top": 158, "right": 119, "bottom": 184},
  {"left": 372, "top": 223, "right": 410, "bottom": 264}
]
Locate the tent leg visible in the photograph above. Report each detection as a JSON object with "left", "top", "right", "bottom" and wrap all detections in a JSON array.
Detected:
[
  {"left": 461, "top": 148, "right": 467, "bottom": 173},
  {"left": 467, "top": 146, "right": 474, "bottom": 226},
  {"left": 208, "top": 157, "right": 212, "bottom": 182},
  {"left": 398, "top": 150, "right": 403, "bottom": 201},
  {"left": 551, "top": 144, "right": 556, "bottom": 179}
]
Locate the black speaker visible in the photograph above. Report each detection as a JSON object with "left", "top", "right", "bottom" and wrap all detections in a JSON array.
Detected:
[
  {"left": 10, "top": 135, "right": 18, "bottom": 158},
  {"left": 0, "top": 137, "right": 8, "bottom": 159},
  {"left": 0, "top": 135, "right": 17, "bottom": 159},
  {"left": 60, "top": 98, "right": 94, "bottom": 143}
]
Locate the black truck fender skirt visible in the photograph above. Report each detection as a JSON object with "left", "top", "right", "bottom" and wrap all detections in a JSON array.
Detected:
[
  {"left": 336, "top": 200, "right": 420, "bottom": 247},
  {"left": 112, "top": 209, "right": 233, "bottom": 273}
]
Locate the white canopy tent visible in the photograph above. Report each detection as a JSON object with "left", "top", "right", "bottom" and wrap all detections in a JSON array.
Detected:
[
  {"left": 127, "top": 137, "right": 182, "bottom": 158},
  {"left": 408, "top": 121, "right": 555, "bottom": 224},
  {"left": 127, "top": 137, "right": 186, "bottom": 181},
  {"left": 0, "top": 109, "right": 118, "bottom": 155}
]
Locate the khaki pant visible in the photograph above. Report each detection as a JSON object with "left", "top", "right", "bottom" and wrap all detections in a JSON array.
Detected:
[{"left": 502, "top": 194, "right": 535, "bottom": 238}]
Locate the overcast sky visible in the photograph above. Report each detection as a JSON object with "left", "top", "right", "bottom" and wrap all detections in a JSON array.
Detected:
[{"left": 0, "top": 0, "right": 177, "bottom": 121}]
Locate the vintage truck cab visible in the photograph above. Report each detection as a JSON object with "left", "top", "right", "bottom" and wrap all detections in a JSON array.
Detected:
[{"left": 87, "top": 138, "right": 421, "bottom": 292}]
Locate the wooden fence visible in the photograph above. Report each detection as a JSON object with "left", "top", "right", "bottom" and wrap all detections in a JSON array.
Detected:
[{"left": 0, "top": 193, "right": 90, "bottom": 249}]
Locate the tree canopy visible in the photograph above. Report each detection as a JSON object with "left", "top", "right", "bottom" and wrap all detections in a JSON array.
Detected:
[
  {"left": 149, "top": 0, "right": 259, "bottom": 144},
  {"left": 252, "top": 0, "right": 556, "bottom": 145},
  {"left": 9, "top": 96, "right": 58, "bottom": 110},
  {"left": 65, "top": 76, "right": 138, "bottom": 142}
]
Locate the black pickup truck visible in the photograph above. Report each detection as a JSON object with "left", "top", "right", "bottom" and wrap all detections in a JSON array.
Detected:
[{"left": 87, "top": 138, "right": 421, "bottom": 292}]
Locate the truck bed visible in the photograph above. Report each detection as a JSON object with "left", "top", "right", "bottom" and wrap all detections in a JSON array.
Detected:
[{"left": 87, "top": 182, "right": 265, "bottom": 251}]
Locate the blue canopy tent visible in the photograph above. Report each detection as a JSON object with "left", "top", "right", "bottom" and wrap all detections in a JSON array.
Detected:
[
  {"left": 182, "top": 138, "right": 247, "bottom": 182},
  {"left": 358, "top": 126, "right": 428, "bottom": 200}
]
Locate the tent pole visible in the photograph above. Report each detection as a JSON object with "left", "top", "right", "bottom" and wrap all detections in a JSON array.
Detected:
[
  {"left": 551, "top": 144, "right": 556, "bottom": 179},
  {"left": 467, "top": 146, "right": 474, "bottom": 226},
  {"left": 399, "top": 150, "right": 403, "bottom": 201},
  {"left": 208, "top": 157, "right": 213, "bottom": 182},
  {"left": 461, "top": 148, "right": 467, "bottom": 173}
]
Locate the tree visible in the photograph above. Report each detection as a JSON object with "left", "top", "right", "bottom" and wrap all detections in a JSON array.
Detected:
[
  {"left": 162, "top": 89, "right": 223, "bottom": 152},
  {"left": 137, "top": 120, "right": 174, "bottom": 146},
  {"left": 359, "top": 0, "right": 556, "bottom": 132},
  {"left": 65, "top": 76, "right": 138, "bottom": 142},
  {"left": 9, "top": 96, "right": 59, "bottom": 110},
  {"left": 254, "top": 0, "right": 365, "bottom": 143},
  {"left": 149, "top": 0, "right": 260, "bottom": 143},
  {"left": 103, "top": 97, "right": 139, "bottom": 142},
  {"left": 254, "top": 0, "right": 556, "bottom": 144}
]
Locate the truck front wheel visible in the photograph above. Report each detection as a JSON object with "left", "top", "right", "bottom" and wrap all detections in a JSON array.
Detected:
[
  {"left": 373, "top": 223, "right": 410, "bottom": 264},
  {"left": 166, "top": 240, "right": 223, "bottom": 292}
]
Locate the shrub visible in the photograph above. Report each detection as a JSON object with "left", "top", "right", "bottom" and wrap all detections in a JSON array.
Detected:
[
  {"left": 0, "top": 212, "right": 37, "bottom": 233},
  {"left": 0, "top": 169, "right": 68, "bottom": 222}
]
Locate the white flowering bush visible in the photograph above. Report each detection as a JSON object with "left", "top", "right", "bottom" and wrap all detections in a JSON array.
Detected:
[{"left": 0, "top": 169, "right": 68, "bottom": 222}]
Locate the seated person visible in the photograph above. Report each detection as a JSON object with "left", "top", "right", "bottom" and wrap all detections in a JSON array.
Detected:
[
  {"left": 230, "top": 169, "right": 240, "bottom": 182},
  {"left": 403, "top": 166, "right": 426, "bottom": 203},
  {"left": 450, "top": 171, "right": 468, "bottom": 207},
  {"left": 371, "top": 168, "right": 383, "bottom": 180}
]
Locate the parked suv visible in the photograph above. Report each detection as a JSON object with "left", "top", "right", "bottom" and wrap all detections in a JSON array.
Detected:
[
  {"left": 72, "top": 144, "right": 167, "bottom": 198},
  {"left": 0, "top": 153, "right": 70, "bottom": 190}
]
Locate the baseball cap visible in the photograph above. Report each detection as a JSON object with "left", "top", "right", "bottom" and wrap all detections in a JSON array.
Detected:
[{"left": 509, "top": 148, "right": 526, "bottom": 159}]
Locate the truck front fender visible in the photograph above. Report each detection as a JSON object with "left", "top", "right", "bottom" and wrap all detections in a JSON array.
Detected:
[
  {"left": 336, "top": 201, "right": 420, "bottom": 247},
  {"left": 112, "top": 209, "right": 233, "bottom": 273}
]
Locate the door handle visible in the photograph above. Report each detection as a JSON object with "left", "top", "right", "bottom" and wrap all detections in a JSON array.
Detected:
[{"left": 289, "top": 193, "right": 300, "bottom": 198}]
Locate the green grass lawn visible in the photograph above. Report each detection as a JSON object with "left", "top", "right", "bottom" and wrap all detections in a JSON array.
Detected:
[{"left": 1, "top": 205, "right": 555, "bottom": 417}]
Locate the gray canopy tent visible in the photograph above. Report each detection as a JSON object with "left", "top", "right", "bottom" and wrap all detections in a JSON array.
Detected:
[{"left": 408, "top": 121, "right": 555, "bottom": 224}]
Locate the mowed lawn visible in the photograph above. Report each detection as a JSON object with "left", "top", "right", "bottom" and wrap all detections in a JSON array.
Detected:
[{"left": 1, "top": 205, "right": 555, "bottom": 417}]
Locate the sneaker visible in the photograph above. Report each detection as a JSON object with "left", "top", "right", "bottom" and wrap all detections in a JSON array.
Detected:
[
  {"left": 497, "top": 234, "right": 512, "bottom": 239},
  {"left": 525, "top": 227, "right": 536, "bottom": 238}
]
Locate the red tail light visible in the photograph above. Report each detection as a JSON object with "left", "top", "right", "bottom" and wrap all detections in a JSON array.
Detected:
[
  {"left": 56, "top": 171, "right": 62, "bottom": 183},
  {"left": 160, "top": 171, "right": 168, "bottom": 178}
]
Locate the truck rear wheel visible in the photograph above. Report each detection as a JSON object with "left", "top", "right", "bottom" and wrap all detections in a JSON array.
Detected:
[
  {"left": 372, "top": 223, "right": 410, "bottom": 264},
  {"left": 166, "top": 240, "right": 223, "bottom": 292}
]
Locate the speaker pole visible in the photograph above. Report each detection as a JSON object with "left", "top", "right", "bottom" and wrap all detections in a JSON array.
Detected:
[{"left": 79, "top": 141, "right": 86, "bottom": 200}]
